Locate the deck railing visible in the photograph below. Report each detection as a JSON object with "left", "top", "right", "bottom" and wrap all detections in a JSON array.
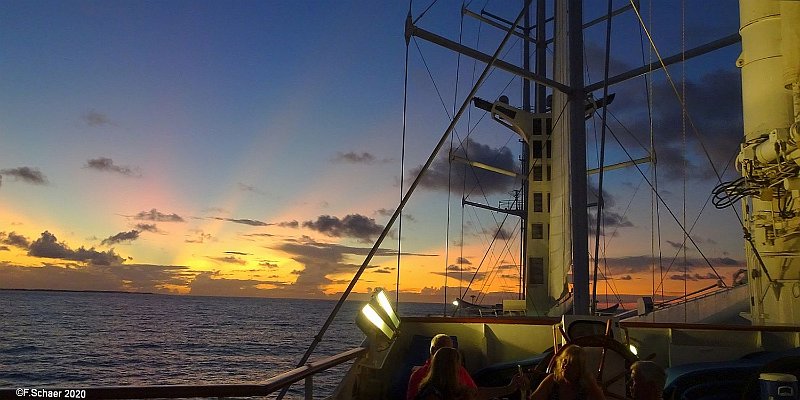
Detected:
[{"left": 0, "top": 346, "right": 367, "bottom": 400}]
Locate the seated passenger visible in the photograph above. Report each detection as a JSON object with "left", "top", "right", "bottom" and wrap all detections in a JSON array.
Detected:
[
  {"left": 407, "top": 333, "right": 523, "bottom": 400},
  {"left": 630, "top": 361, "right": 666, "bottom": 400},
  {"left": 529, "top": 344, "right": 605, "bottom": 400},
  {"left": 416, "top": 347, "right": 478, "bottom": 400},
  {"left": 407, "top": 334, "right": 477, "bottom": 400}
]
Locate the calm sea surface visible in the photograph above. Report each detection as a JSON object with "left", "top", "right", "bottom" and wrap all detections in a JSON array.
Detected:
[{"left": 0, "top": 290, "right": 442, "bottom": 398}]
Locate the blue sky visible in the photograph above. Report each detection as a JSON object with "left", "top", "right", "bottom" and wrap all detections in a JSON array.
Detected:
[{"left": 0, "top": 0, "right": 745, "bottom": 305}]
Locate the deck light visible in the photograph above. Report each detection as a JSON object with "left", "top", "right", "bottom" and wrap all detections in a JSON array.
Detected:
[
  {"left": 376, "top": 289, "right": 400, "bottom": 329},
  {"left": 452, "top": 300, "right": 459, "bottom": 306},
  {"left": 356, "top": 288, "right": 400, "bottom": 341},
  {"left": 361, "top": 304, "right": 395, "bottom": 340},
  {"left": 628, "top": 344, "right": 638, "bottom": 356}
]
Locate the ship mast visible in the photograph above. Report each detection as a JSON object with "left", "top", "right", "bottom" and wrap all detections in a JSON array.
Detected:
[
  {"left": 736, "top": 0, "right": 800, "bottom": 326},
  {"left": 556, "top": 0, "right": 589, "bottom": 315}
]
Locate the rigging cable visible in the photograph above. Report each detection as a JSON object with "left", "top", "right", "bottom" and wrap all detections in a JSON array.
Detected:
[
  {"left": 395, "top": 3, "right": 414, "bottom": 308},
  {"left": 591, "top": 0, "right": 615, "bottom": 315},
  {"left": 644, "top": 0, "right": 660, "bottom": 306},
  {"left": 443, "top": 0, "right": 470, "bottom": 315},
  {"left": 477, "top": 218, "right": 522, "bottom": 305},
  {"left": 595, "top": 164, "right": 651, "bottom": 307},
  {"left": 460, "top": 211, "right": 511, "bottom": 302},
  {"left": 681, "top": 0, "right": 687, "bottom": 321}
]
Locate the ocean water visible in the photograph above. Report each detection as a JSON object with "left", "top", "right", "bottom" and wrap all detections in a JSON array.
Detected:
[{"left": 0, "top": 290, "right": 442, "bottom": 398}]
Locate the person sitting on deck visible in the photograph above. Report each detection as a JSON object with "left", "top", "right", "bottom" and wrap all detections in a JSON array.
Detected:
[
  {"left": 528, "top": 344, "right": 605, "bottom": 400},
  {"left": 407, "top": 333, "right": 523, "bottom": 400},
  {"left": 629, "top": 361, "right": 666, "bottom": 400},
  {"left": 415, "top": 347, "right": 478, "bottom": 400}
]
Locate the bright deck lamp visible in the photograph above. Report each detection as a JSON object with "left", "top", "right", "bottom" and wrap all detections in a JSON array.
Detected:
[
  {"left": 375, "top": 289, "right": 400, "bottom": 330},
  {"left": 356, "top": 288, "right": 400, "bottom": 341},
  {"left": 360, "top": 304, "right": 395, "bottom": 340}
]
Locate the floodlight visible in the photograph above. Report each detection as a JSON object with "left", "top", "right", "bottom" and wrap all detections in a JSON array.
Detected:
[
  {"left": 375, "top": 289, "right": 400, "bottom": 329},
  {"left": 361, "top": 304, "right": 395, "bottom": 340},
  {"left": 356, "top": 288, "right": 400, "bottom": 342}
]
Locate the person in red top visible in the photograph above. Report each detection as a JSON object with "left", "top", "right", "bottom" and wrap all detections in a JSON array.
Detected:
[
  {"left": 407, "top": 333, "right": 522, "bottom": 400},
  {"left": 407, "top": 334, "right": 476, "bottom": 400}
]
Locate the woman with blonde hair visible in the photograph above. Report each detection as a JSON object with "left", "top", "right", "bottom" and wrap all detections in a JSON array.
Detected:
[
  {"left": 416, "top": 347, "right": 477, "bottom": 400},
  {"left": 529, "top": 345, "right": 606, "bottom": 400}
]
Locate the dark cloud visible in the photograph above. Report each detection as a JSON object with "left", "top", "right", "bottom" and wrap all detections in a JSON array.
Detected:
[
  {"left": 272, "top": 236, "right": 434, "bottom": 296},
  {"left": 333, "top": 151, "right": 390, "bottom": 164},
  {"left": 0, "top": 246, "right": 8, "bottom": 251},
  {"left": 210, "top": 256, "right": 247, "bottom": 265},
  {"left": 302, "top": 214, "right": 384, "bottom": 241},
  {"left": 28, "top": 231, "right": 124, "bottom": 265},
  {"left": 279, "top": 220, "right": 299, "bottom": 228},
  {"left": 431, "top": 270, "right": 487, "bottom": 282},
  {"left": 134, "top": 209, "right": 184, "bottom": 223},
  {"left": 604, "top": 254, "right": 744, "bottom": 279},
  {"left": 496, "top": 227, "right": 513, "bottom": 240},
  {"left": 82, "top": 110, "right": 112, "bottom": 127},
  {"left": 618, "top": 275, "right": 633, "bottom": 280},
  {"left": 0, "top": 262, "right": 194, "bottom": 293},
  {"left": 1, "top": 231, "right": 30, "bottom": 249},
  {"left": 716, "top": 257, "right": 739, "bottom": 265},
  {"left": 188, "top": 271, "right": 289, "bottom": 297},
  {"left": 101, "top": 230, "right": 140, "bottom": 245},
  {"left": 412, "top": 138, "right": 518, "bottom": 195},
  {"left": 588, "top": 210, "right": 633, "bottom": 235},
  {"left": 259, "top": 261, "right": 279, "bottom": 268},
  {"left": 669, "top": 272, "right": 720, "bottom": 281},
  {"left": 372, "top": 267, "right": 394, "bottom": 274},
  {"left": 134, "top": 223, "right": 159, "bottom": 233},
  {"left": 666, "top": 240, "right": 683, "bottom": 250},
  {"left": 447, "top": 264, "right": 474, "bottom": 272},
  {"left": 237, "top": 182, "right": 265, "bottom": 194},
  {"left": 225, "top": 251, "right": 250, "bottom": 256},
  {"left": 375, "top": 208, "right": 416, "bottom": 222},
  {"left": 0, "top": 167, "right": 48, "bottom": 185},
  {"left": 85, "top": 157, "right": 139, "bottom": 177},
  {"left": 609, "top": 70, "right": 743, "bottom": 181},
  {"left": 242, "top": 233, "right": 275, "bottom": 239},
  {"left": 213, "top": 217, "right": 268, "bottom": 227},
  {"left": 456, "top": 257, "right": 472, "bottom": 265},
  {"left": 185, "top": 230, "right": 212, "bottom": 244}
]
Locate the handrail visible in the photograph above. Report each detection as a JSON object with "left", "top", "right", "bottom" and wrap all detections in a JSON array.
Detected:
[{"left": 0, "top": 346, "right": 367, "bottom": 400}]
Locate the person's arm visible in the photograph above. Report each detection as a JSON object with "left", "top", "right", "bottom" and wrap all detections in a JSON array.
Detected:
[{"left": 527, "top": 374, "right": 555, "bottom": 400}]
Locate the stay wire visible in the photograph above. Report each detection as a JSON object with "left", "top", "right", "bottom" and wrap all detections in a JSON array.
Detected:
[
  {"left": 395, "top": 17, "right": 413, "bottom": 308},
  {"left": 591, "top": 0, "right": 614, "bottom": 315},
  {"left": 443, "top": 0, "right": 468, "bottom": 315}
]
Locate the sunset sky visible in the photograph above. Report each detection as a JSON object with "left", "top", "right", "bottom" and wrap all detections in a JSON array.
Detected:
[{"left": 0, "top": 1, "right": 744, "bottom": 308}]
